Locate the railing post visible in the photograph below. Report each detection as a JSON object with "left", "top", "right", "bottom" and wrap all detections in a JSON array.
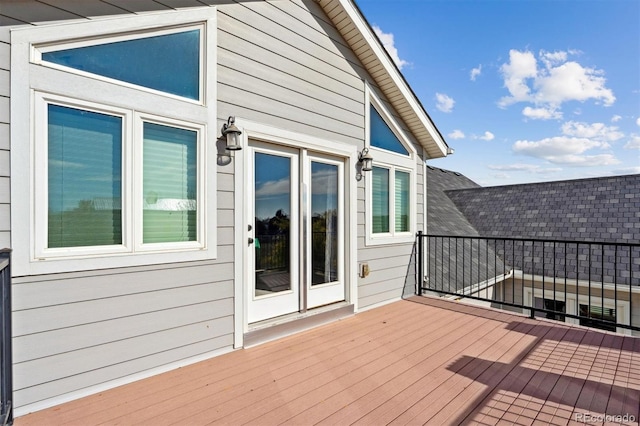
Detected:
[
  {"left": 416, "top": 231, "right": 423, "bottom": 296},
  {"left": 0, "top": 248, "right": 12, "bottom": 426}
]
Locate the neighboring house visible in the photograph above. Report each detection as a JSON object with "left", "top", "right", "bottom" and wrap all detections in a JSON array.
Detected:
[
  {"left": 426, "top": 166, "right": 640, "bottom": 336},
  {"left": 2, "top": 0, "right": 451, "bottom": 416}
]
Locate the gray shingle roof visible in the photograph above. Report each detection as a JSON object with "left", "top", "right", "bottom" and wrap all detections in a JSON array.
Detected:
[
  {"left": 426, "top": 166, "right": 480, "bottom": 236},
  {"left": 426, "top": 167, "right": 506, "bottom": 288},
  {"left": 426, "top": 167, "right": 640, "bottom": 288},
  {"left": 444, "top": 173, "right": 640, "bottom": 244}
]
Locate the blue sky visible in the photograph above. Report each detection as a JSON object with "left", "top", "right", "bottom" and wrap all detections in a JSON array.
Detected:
[{"left": 356, "top": 0, "right": 640, "bottom": 186}]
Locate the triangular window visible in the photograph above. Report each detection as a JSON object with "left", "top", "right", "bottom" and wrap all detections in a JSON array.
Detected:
[
  {"left": 42, "top": 29, "right": 201, "bottom": 100},
  {"left": 369, "top": 105, "right": 409, "bottom": 155}
]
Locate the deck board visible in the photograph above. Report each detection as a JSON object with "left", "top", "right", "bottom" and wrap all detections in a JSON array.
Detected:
[{"left": 16, "top": 296, "right": 640, "bottom": 426}]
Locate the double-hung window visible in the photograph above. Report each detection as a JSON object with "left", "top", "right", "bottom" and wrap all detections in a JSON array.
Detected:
[
  {"left": 11, "top": 10, "right": 218, "bottom": 275},
  {"left": 366, "top": 92, "right": 416, "bottom": 245}
]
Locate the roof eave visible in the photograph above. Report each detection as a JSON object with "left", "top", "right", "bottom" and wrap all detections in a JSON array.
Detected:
[{"left": 318, "top": 0, "right": 449, "bottom": 159}]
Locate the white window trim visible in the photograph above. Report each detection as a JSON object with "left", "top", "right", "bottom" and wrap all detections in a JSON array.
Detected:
[
  {"left": 34, "top": 22, "right": 206, "bottom": 105},
  {"left": 11, "top": 8, "right": 218, "bottom": 276},
  {"left": 523, "top": 284, "right": 631, "bottom": 336},
  {"left": 366, "top": 85, "right": 416, "bottom": 168},
  {"left": 365, "top": 85, "right": 417, "bottom": 246}
]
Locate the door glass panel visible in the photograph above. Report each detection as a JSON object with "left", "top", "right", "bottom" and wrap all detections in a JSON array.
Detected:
[
  {"left": 254, "top": 153, "right": 291, "bottom": 297},
  {"left": 311, "top": 162, "right": 339, "bottom": 285}
]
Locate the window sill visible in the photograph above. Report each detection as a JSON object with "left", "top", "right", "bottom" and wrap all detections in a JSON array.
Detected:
[
  {"left": 14, "top": 246, "right": 217, "bottom": 277},
  {"left": 365, "top": 233, "right": 415, "bottom": 247}
]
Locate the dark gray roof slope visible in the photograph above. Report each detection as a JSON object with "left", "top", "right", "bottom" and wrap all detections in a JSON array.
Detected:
[
  {"left": 445, "top": 173, "right": 640, "bottom": 244},
  {"left": 426, "top": 167, "right": 506, "bottom": 290},
  {"left": 427, "top": 168, "right": 640, "bottom": 288},
  {"left": 426, "top": 166, "right": 480, "bottom": 236}
]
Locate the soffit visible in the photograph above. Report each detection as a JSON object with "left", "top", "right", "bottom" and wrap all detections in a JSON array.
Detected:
[{"left": 318, "top": 0, "right": 449, "bottom": 159}]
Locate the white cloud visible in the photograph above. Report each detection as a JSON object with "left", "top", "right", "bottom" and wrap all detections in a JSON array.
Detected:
[
  {"left": 489, "top": 164, "right": 563, "bottom": 174},
  {"left": 479, "top": 131, "right": 495, "bottom": 141},
  {"left": 637, "top": 117, "right": 640, "bottom": 126},
  {"left": 488, "top": 164, "right": 540, "bottom": 172},
  {"left": 256, "top": 178, "right": 290, "bottom": 197},
  {"left": 540, "top": 50, "right": 567, "bottom": 67},
  {"left": 611, "top": 115, "right": 622, "bottom": 122},
  {"left": 513, "top": 137, "right": 608, "bottom": 157},
  {"left": 498, "top": 49, "right": 615, "bottom": 120},
  {"left": 498, "top": 50, "right": 537, "bottom": 106},
  {"left": 624, "top": 135, "right": 640, "bottom": 150},
  {"left": 513, "top": 136, "right": 619, "bottom": 166},
  {"left": 372, "top": 25, "right": 409, "bottom": 70},
  {"left": 612, "top": 166, "right": 640, "bottom": 174},
  {"left": 561, "top": 121, "right": 624, "bottom": 142},
  {"left": 534, "top": 61, "right": 615, "bottom": 106},
  {"left": 448, "top": 129, "right": 465, "bottom": 139},
  {"left": 470, "top": 65, "right": 482, "bottom": 81},
  {"left": 435, "top": 93, "right": 455, "bottom": 113},
  {"left": 522, "top": 106, "right": 562, "bottom": 120}
]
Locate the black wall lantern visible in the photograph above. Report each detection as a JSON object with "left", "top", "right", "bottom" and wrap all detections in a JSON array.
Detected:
[
  {"left": 358, "top": 147, "right": 373, "bottom": 172},
  {"left": 222, "top": 116, "right": 242, "bottom": 151}
]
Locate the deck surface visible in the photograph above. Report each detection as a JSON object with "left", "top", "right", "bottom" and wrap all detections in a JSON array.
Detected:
[{"left": 16, "top": 296, "right": 640, "bottom": 425}]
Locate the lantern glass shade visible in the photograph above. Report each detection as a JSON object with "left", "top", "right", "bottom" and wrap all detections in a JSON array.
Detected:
[
  {"left": 225, "top": 129, "right": 242, "bottom": 151},
  {"left": 222, "top": 119, "right": 242, "bottom": 151},
  {"left": 360, "top": 150, "right": 373, "bottom": 171}
]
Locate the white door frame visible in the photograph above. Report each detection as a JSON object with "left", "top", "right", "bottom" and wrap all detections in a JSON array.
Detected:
[{"left": 233, "top": 119, "right": 358, "bottom": 348}]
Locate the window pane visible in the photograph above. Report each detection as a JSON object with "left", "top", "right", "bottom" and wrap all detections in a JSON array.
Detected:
[
  {"left": 143, "top": 122, "right": 197, "bottom": 243},
  {"left": 370, "top": 105, "right": 409, "bottom": 155},
  {"left": 372, "top": 166, "right": 389, "bottom": 233},
  {"left": 395, "top": 170, "right": 410, "bottom": 232},
  {"left": 311, "top": 162, "right": 339, "bottom": 285},
  {"left": 48, "top": 105, "right": 122, "bottom": 248},
  {"left": 43, "top": 30, "right": 200, "bottom": 100}
]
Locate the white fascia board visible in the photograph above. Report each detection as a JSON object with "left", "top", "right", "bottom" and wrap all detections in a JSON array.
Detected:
[{"left": 335, "top": 0, "right": 448, "bottom": 158}]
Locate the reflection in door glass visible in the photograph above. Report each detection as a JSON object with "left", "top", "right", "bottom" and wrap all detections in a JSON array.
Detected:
[
  {"left": 254, "top": 153, "right": 291, "bottom": 297},
  {"left": 311, "top": 162, "right": 339, "bottom": 285}
]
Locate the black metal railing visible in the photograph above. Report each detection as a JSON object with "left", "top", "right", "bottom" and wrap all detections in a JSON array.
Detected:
[
  {"left": 0, "top": 249, "right": 12, "bottom": 426},
  {"left": 417, "top": 232, "right": 639, "bottom": 333}
]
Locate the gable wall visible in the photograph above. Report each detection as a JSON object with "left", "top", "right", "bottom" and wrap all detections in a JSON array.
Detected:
[
  {"left": 357, "top": 85, "right": 427, "bottom": 309},
  {"left": 2, "top": 0, "right": 377, "bottom": 415}
]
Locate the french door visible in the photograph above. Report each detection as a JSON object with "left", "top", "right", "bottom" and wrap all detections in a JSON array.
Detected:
[{"left": 247, "top": 141, "right": 345, "bottom": 323}]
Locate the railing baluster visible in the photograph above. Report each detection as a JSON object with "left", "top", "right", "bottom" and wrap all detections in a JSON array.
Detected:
[
  {"left": 419, "top": 235, "right": 637, "bottom": 333},
  {"left": 0, "top": 249, "right": 12, "bottom": 426},
  {"left": 601, "top": 244, "right": 605, "bottom": 329},
  {"left": 564, "top": 242, "right": 567, "bottom": 318}
]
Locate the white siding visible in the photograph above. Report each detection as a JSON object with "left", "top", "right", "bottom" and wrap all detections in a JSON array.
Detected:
[{"left": 3, "top": 0, "right": 431, "bottom": 414}]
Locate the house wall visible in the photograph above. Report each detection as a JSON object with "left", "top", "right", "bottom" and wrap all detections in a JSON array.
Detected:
[
  {"left": 357, "top": 89, "right": 426, "bottom": 309},
  {"left": 2, "top": 0, "right": 427, "bottom": 415},
  {"left": 497, "top": 278, "right": 640, "bottom": 336},
  {"left": 0, "top": 31, "right": 10, "bottom": 248}
]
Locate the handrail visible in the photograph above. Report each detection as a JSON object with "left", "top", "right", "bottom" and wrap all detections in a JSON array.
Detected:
[
  {"left": 0, "top": 249, "right": 11, "bottom": 426},
  {"left": 416, "top": 234, "right": 639, "bottom": 334}
]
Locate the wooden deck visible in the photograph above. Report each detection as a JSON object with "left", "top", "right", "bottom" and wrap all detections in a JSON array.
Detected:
[{"left": 16, "top": 297, "right": 640, "bottom": 426}]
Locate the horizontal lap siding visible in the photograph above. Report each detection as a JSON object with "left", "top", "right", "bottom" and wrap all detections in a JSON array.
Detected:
[
  {"left": 217, "top": 1, "right": 365, "bottom": 145},
  {"left": 5, "top": 0, "right": 369, "bottom": 414},
  {"left": 12, "top": 168, "right": 236, "bottom": 410}
]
